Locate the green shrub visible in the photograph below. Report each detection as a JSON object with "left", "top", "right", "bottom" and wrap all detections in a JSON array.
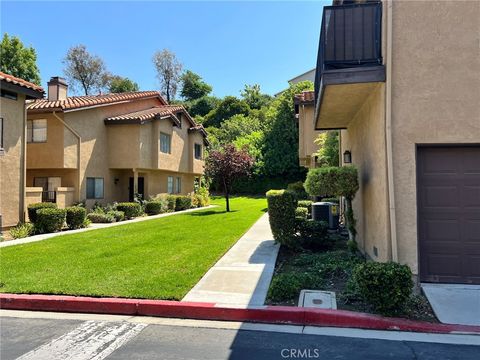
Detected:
[
  {"left": 145, "top": 200, "right": 167, "bottom": 215},
  {"left": 10, "top": 222, "right": 35, "bottom": 239},
  {"left": 268, "top": 272, "right": 321, "bottom": 302},
  {"left": 296, "top": 219, "right": 332, "bottom": 251},
  {"left": 116, "top": 202, "right": 143, "bottom": 219},
  {"left": 175, "top": 196, "right": 192, "bottom": 211},
  {"left": 295, "top": 207, "right": 308, "bottom": 219},
  {"left": 87, "top": 212, "right": 115, "bottom": 223},
  {"left": 352, "top": 262, "right": 413, "bottom": 315},
  {"left": 65, "top": 206, "right": 87, "bottom": 230},
  {"left": 297, "top": 200, "right": 313, "bottom": 214},
  {"left": 287, "top": 181, "right": 309, "bottom": 200},
  {"left": 35, "top": 208, "right": 66, "bottom": 233},
  {"left": 266, "top": 189, "right": 297, "bottom": 249},
  {"left": 166, "top": 195, "right": 177, "bottom": 211},
  {"left": 197, "top": 186, "right": 210, "bottom": 206},
  {"left": 27, "top": 202, "right": 57, "bottom": 223},
  {"left": 107, "top": 210, "right": 125, "bottom": 222}
]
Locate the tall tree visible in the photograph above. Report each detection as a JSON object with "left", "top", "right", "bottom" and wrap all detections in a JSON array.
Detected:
[
  {"left": 241, "top": 84, "right": 272, "bottom": 110},
  {"left": 109, "top": 75, "right": 139, "bottom": 93},
  {"left": 180, "top": 70, "right": 212, "bottom": 101},
  {"left": 205, "top": 144, "right": 254, "bottom": 212},
  {"left": 63, "top": 45, "right": 109, "bottom": 95},
  {"left": 314, "top": 130, "right": 339, "bottom": 167},
  {"left": 152, "top": 49, "right": 182, "bottom": 102},
  {"left": 203, "top": 96, "right": 250, "bottom": 127},
  {"left": 0, "top": 34, "right": 41, "bottom": 84}
]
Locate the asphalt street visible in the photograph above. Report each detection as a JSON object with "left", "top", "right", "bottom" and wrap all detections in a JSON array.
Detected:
[{"left": 1, "top": 313, "right": 479, "bottom": 360}]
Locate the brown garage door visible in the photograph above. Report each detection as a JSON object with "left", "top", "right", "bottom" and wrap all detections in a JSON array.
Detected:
[{"left": 417, "top": 146, "right": 480, "bottom": 284}]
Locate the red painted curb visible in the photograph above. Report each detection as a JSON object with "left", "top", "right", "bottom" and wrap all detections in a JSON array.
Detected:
[{"left": 1, "top": 294, "right": 479, "bottom": 334}]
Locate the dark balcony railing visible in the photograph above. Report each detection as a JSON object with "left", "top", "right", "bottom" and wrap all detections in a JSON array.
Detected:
[
  {"left": 42, "top": 191, "right": 56, "bottom": 203},
  {"left": 315, "top": 2, "right": 383, "bottom": 98}
]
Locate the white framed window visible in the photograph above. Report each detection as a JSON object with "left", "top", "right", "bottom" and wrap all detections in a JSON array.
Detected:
[
  {"left": 160, "top": 132, "right": 171, "bottom": 154},
  {"left": 167, "top": 176, "right": 174, "bottom": 194},
  {"left": 27, "top": 119, "right": 47, "bottom": 143},
  {"left": 194, "top": 143, "right": 203, "bottom": 160},
  {"left": 176, "top": 177, "right": 182, "bottom": 194},
  {"left": 86, "top": 177, "right": 104, "bottom": 199}
]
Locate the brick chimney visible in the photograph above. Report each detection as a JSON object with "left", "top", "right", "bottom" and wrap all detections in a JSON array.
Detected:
[{"left": 47, "top": 77, "right": 68, "bottom": 101}]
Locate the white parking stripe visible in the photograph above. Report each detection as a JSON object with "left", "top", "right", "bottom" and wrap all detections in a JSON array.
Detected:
[{"left": 16, "top": 320, "right": 146, "bottom": 360}]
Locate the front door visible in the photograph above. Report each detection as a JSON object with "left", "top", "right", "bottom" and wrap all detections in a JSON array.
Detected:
[
  {"left": 417, "top": 146, "right": 480, "bottom": 284},
  {"left": 129, "top": 177, "right": 145, "bottom": 202}
]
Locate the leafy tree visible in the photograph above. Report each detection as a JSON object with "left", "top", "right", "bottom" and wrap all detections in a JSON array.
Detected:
[
  {"left": 216, "top": 114, "right": 262, "bottom": 144},
  {"left": 109, "top": 75, "right": 139, "bottom": 93},
  {"left": 152, "top": 49, "right": 182, "bottom": 102},
  {"left": 187, "top": 96, "right": 220, "bottom": 118},
  {"left": 0, "top": 34, "right": 41, "bottom": 84},
  {"left": 234, "top": 131, "right": 265, "bottom": 174},
  {"left": 63, "top": 44, "right": 109, "bottom": 95},
  {"left": 203, "top": 96, "right": 250, "bottom": 127},
  {"left": 314, "top": 130, "right": 339, "bottom": 167},
  {"left": 205, "top": 144, "right": 254, "bottom": 212},
  {"left": 262, "top": 81, "right": 313, "bottom": 177},
  {"left": 180, "top": 70, "right": 212, "bottom": 101},
  {"left": 241, "top": 84, "right": 272, "bottom": 110}
]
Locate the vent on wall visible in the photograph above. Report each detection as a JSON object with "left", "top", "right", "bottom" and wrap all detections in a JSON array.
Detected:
[{"left": 373, "top": 246, "right": 378, "bottom": 257}]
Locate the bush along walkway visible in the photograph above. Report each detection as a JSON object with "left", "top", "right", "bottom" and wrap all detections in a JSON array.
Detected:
[
  {"left": 0, "top": 205, "right": 217, "bottom": 249},
  {"left": 182, "top": 213, "right": 280, "bottom": 307}
]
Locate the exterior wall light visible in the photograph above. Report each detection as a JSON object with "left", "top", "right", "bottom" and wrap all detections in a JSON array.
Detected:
[{"left": 343, "top": 150, "right": 352, "bottom": 164}]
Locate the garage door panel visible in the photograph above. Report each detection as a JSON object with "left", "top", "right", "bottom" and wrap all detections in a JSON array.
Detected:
[{"left": 418, "top": 146, "right": 480, "bottom": 284}]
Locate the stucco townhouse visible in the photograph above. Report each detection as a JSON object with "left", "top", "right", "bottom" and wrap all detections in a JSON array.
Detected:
[
  {"left": 0, "top": 72, "right": 44, "bottom": 230},
  {"left": 303, "top": 0, "right": 479, "bottom": 285},
  {"left": 25, "top": 77, "right": 208, "bottom": 210}
]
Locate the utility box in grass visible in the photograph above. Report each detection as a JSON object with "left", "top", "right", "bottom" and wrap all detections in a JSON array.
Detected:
[{"left": 311, "top": 202, "right": 339, "bottom": 230}]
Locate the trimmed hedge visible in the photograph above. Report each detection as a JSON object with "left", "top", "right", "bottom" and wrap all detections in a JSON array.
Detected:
[
  {"left": 116, "top": 202, "right": 143, "bottom": 219},
  {"left": 296, "top": 219, "right": 332, "bottom": 251},
  {"left": 352, "top": 262, "right": 413, "bottom": 315},
  {"left": 166, "top": 195, "right": 177, "bottom": 211},
  {"left": 297, "top": 200, "right": 313, "bottom": 214},
  {"left": 65, "top": 206, "right": 87, "bottom": 230},
  {"left": 175, "top": 196, "right": 192, "bottom": 211},
  {"left": 286, "top": 181, "right": 309, "bottom": 200},
  {"left": 266, "top": 189, "right": 297, "bottom": 249},
  {"left": 87, "top": 212, "right": 115, "bottom": 223},
  {"left": 295, "top": 207, "right": 308, "bottom": 220},
  {"left": 36, "top": 208, "right": 66, "bottom": 233},
  {"left": 27, "top": 203, "right": 57, "bottom": 223},
  {"left": 268, "top": 272, "right": 320, "bottom": 302},
  {"left": 145, "top": 201, "right": 167, "bottom": 215}
]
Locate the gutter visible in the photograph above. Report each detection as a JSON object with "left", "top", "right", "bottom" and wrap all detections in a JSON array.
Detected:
[
  {"left": 385, "top": 0, "right": 398, "bottom": 262},
  {"left": 52, "top": 111, "right": 82, "bottom": 202}
]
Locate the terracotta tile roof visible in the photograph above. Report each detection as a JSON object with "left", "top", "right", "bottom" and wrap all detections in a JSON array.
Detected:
[
  {"left": 27, "top": 91, "right": 164, "bottom": 112},
  {"left": 0, "top": 71, "right": 44, "bottom": 94},
  {"left": 294, "top": 90, "right": 315, "bottom": 104},
  {"left": 104, "top": 105, "right": 184, "bottom": 126}
]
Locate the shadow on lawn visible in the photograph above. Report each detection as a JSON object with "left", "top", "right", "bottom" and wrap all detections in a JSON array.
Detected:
[{"left": 188, "top": 210, "right": 239, "bottom": 216}]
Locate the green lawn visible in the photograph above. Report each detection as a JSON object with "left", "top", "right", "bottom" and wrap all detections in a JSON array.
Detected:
[{"left": 0, "top": 197, "right": 267, "bottom": 300}]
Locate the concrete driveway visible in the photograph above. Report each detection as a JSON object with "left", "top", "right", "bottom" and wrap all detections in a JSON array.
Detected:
[{"left": 422, "top": 284, "right": 480, "bottom": 326}]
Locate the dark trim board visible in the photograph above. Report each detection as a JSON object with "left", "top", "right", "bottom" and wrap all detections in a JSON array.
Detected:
[{"left": 0, "top": 81, "right": 44, "bottom": 99}]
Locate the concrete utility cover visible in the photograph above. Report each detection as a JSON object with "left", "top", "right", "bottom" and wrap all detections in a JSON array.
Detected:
[
  {"left": 298, "top": 290, "right": 337, "bottom": 309},
  {"left": 422, "top": 283, "right": 480, "bottom": 326}
]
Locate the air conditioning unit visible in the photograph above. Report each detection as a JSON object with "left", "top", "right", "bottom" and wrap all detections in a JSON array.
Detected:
[{"left": 311, "top": 202, "right": 339, "bottom": 230}]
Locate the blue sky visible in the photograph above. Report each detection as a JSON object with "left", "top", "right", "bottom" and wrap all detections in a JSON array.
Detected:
[{"left": 1, "top": 1, "right": 327, "bottom": 97}]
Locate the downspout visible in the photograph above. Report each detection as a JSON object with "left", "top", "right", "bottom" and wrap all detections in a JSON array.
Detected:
[
  {"left": 385, "top": 0, "right": 398, "bottom": 262},
  {"left": 21, "top": 104, "right": 27, "bottom": 222},
  {"left": 53, "top": 111, "right": 81, "bottom": 202}
]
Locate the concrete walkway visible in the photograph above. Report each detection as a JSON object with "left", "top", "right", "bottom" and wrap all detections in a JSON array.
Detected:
[
  {"left": 1, "top": 205, "right": 217, "bottom": 248},
  {"left": 422, "top": 283, "right": 480, "bottom": 326},
  {"left": 182, "top": 213, "right": 279, "bottom": 307}
]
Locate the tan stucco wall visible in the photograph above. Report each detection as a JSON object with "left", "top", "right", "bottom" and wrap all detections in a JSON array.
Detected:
[
  {"left": 189, "top": 131, "right": 205, "bottom": 175},
  {"left": 389, "top": 0, "right": 480, "bottom": 273},
  {"left": 0, "top": 95, "right": 26, "bottom": 228},
  {"left": 298, "top": 103, "right": 322, "bottom": 168},
  {"left": 340, "top": 84, "right": 390, "bottom": 261},
  {"left": 25, "top": 187, "right": 42, "bottom": 221},
  {"left": 56, "top": 187, "right": 75, "bottom": 208}
]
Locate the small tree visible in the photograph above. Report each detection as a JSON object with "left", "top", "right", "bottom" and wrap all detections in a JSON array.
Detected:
[
  {"left": 63, "top": 44, "right": 109, "bottom": 95},
  {"left": 152, "top": 49, "right": 182, "bottom": 102},
  {"left": 305, "top": 166, "right": 359, "bottom": 242},
  {"left": 205, "top": 144, "right": 254, "bottom": 212},
  {"left": 314, "top": 131, "right": 339, "bottom": 167},
  {"left": 0, "top": 34, "right": 41, "bottom": 84}
]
